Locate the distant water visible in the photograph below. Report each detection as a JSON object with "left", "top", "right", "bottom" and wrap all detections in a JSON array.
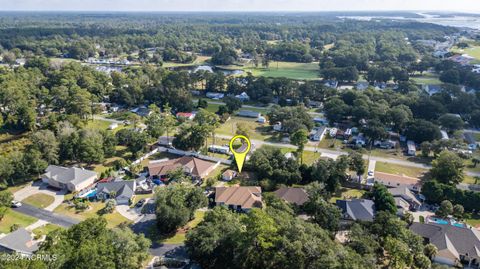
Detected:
[{"left": 339, "top": 14, "right": 480, "bottom": 30}]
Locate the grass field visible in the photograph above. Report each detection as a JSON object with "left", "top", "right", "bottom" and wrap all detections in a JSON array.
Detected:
[
  {"left": 33, "top": 223, "right": 63, "bottom": 236},
  {"left": 329, "top": 188, "right": 366, "bottom": 203},
  {"left": 199, "top": 101, "right": 270, "bottom": 115},
  {"left": 452, "top": 43, "right": 480, "bottom": 63},
  {"left": 53, "top": 201, "right": 131, "bottom": 228},
  {"left": 0, "top": 209, "right": 37, "bottom": 233},
  {"left": 243, "top": 61, "right": 320, "bottom": 80},
  {"left": 216, "top": 117, "right": 272, "bottom": 140},
  {"left": 375, "top": 162, "right": 427, "bottom": 178},
  {"left": 410, "top": 73, "right": 442, "bottom": 85},
  {"left": 162, "top": 55, "right": 211, "bottom": 68},
  {"left": 161, "top": 210, "right": 206, "bottom": 244},
  {"left": 23, "top": 193, "right": 55, "bottom": 209}
]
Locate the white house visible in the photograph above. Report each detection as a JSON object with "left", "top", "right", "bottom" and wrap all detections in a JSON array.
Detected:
[
  {"left": 407, "top": 140, "right": 416, "bottom": 156},
  {"left": 208, "top": 145, "right": 230, "bottom": 155},
  {"left": 42, "top": 165, "right": 98, "bottom": 192},
  {"left": 235, "top": 92, "right": 250, "bottom": 102},
  {"left": 310, "top": 126, "right": 327, "bottom": 141},
  {"left": 273, "top": 122, "right": 282, "bottom": 132},
  {"left": 108, "top": 123, "right": 118, "bottom": 130}
]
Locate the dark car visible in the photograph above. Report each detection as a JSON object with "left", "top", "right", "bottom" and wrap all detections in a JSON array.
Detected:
[{"left": 136, "top": 199, "right": 146, "bottom": 208}]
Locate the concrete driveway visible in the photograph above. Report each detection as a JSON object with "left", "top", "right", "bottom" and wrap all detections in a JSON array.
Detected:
[
  {"left": 116, "top": 204, "right": 143, "bottom": 222},
  {"left": 14, "top": 181, "right": 66, "bottom": 212}
]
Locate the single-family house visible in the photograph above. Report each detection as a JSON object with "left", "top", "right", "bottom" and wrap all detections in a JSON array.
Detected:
[
  {"left": 356, "top": 82, "right": 370, "bottom": 91},
  {"left": 176, "top": 112, "right": 196, "bottom": 120},
  {"left": 407, "top": 140, "right": 416, "bottom": 156},
  {"left": 206, "top": 92, "right": 225, "bottom": 99},
  {"left": 274, "top": 187, "right": 309, "bottom": 206},
  {"left": 440, "top": 130, "right": 449, "bottom": 140},
  {"left": 235, "top": 92, "right": 250, "bottom": 102},
  {"left": 237, "top": 110, "right": 261, "bottom": 118},
  {"left": 42, "top": 165, "right": 98, "bottom": 192},
  {"left": 148, "top": 156, "right": 217, "bottom": 180},
  {"left": 131, "top": 106, "right": 152, "bottom": 117},
  {"left": 273, "top": 122, "right": 283, "bottom": 132},
  {"left": 424, "top": 85, "right": 443, "bottom": 96},
  {"left": 374, "top": 172, "right": 421, "bottom": 192},
  {"left": 215, "top": 186, "right": 263, "bottom": 212},
  {"left": 222, "top": 170, "right": 237, "bottom": 181},
  {"left": 410, "top": 222, "right": 480, "bottom": 268},
  {"left": 310, "top": 126, "right": 327, "bottom": 141},
  {"left": 257, "top": 116, "right": 267, "bottom": 124},
  {"left": 0, "top": 228, "right": 39, "bottom": 256},
  {"left": 324, "top": 80, "right": 338, "bottom": 89},
  {"left": 336, "top": 199, "right": 375, "bottom": 222},
  {"left": 96, "top": 180, "right": 136, "bottom": 205},
  {"left": 388, "top": 186, "right": 422, "bottom": 214},
  {"left": 208, "top": 145, "right": 230, "bottom": 155}
]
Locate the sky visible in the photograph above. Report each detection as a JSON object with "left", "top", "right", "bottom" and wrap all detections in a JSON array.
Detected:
[{"left": 1, "top": 0, "right": 479, "bottom": 12}]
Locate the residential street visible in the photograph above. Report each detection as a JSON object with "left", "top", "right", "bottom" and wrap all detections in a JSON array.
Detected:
[
  {"left": 12, "top": 204, "right": 80, "bottom": 228},
  {"left": 216, "top": 134, "right": 480, "bottom": 178}
]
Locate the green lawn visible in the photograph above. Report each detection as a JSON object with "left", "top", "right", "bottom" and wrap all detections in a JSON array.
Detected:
[
  {"left": 0, "top": 209, "right": 37, "bottom": 233},
  {"left": 33, "top": 223, "right": 63, "bottom": 236},
  {"left": 54, "top": 201, "right": 131, "bottom": 228},
  {"left": 410, "top": 73, "right": 441, "bottom": 85},
  {"left": 162, "top": 55, "right": 211, "bottom": 68},
  {"left": 23, "top": 193, "right": 55, "bottom": 209},
  {"left": 243, "top": 61, "right": 320, "bottom": 80},
  {"left": 216, "top": 116, "right": 273, "bottom": 140},
  {"left": 466, "top": 214, "right": 480, "bottom": 228},
  {"left": 329, "top": 188, "right": 366, "bottom": 203},
  {"left": 161, "top": 210, "right": 206, "bottom": 244},
  {"left": 375, "top": 162, "right": 426, "bottom": 178},
  {"left": 452, "top": 44, "right": 480, "bottom": 62},
  {"left": 199, "top": 101, "right": 269, "bottom": 115}
]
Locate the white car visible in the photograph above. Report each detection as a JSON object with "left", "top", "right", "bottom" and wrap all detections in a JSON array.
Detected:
[{"left": 11, "top": 200, "right": 22, "bottom": 208}]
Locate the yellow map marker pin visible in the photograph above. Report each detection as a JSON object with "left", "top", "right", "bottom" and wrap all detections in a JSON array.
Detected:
[{"left": 229, "top": 135, "right": 251, "bottom": 173}]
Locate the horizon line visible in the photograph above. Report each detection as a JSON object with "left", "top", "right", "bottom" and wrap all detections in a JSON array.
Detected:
[{"left": 0, "top": 10, "right": 478, "bottom": 14}]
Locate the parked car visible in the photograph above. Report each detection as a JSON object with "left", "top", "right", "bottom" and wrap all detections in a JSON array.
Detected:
[
  {"left": 135, "top": 199, "right": 146, "bottom": 208},
  {"left": 11, "top": 200, "right": 22, "bottom": 208}
]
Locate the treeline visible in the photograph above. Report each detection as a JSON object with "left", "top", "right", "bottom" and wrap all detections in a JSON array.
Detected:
[{"left": 0, "top": 13, "right": 454, "bottom": 62}]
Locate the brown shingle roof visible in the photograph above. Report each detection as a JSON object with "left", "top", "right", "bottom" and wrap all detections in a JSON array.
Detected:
[
  {"left": 215, "top": 186, "right": 262, "bottom": 209},
  {"left": 148, "top": 156, "right": 216, "bottom": 178},
  {"left": 374, "top": 172, "right": 421, "bottom": 189},
  {"left": 274, "top": 187, "right": 309, "bottom": 206}
]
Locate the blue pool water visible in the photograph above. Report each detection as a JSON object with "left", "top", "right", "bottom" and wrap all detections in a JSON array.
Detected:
[
  {"left": 84, "top": 189, "right": 97, "bottom": 198},
  {"left": 431, "top": 218, "right": 449, "bottom": 225}
]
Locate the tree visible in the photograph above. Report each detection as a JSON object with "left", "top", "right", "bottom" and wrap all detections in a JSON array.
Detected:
[
  {"left": 37, "top": 217, "right": 150, "bottom": 269},
  {"left": 424, "top": 243, "right": 438, "bottom": 260},
  {"left": 453, "top": 204, "right": 464, "bottom": 219},
  {"left": 371, "top": 183, "right": 397, "bottom": 215},
  {"left": 436, "top": 200, "right": 453, "bottom": 218},
  {"left": 290, "top": 129, "right": 308, "bottom": 164},
  {"left": 473, "top": 158, "right": 480, "bottom": 168},
  {"left": 235, "top": 122, "right": 251, "bottom": 138},
  {"left": 405, "top": 119, "right": 441, "bottom": 144},
  {"left": 145, "top": 111, "right": 166, "bottom": 139},
  {"left": 438, "top": 114, "right": 464, "bottom": 132},
  {"left": 155, "top": 184, "right": 207, "bottom": 234},
  {"left": 30, "top": 130, "right": 59, "bottom": 164},
  {"left": 420, "top": 141, "right": 431, "bottom": 158},
  {"left": 197, "top": 98, "right": 208, "bottom": 109},
  {"left": 223, "top": 96, "right": 242, "bottom": 113},
  {"left": 303, "top": 196, "right": 341, "bottom": 233},
  {"left": 0, "top": 190, "right": 13, "bottom": 221},
  {"left": 162, "top": 103, "right": 176, "bottom": 145},
  {"left": 173, "top": 123, "right": 211, "bottom": 152},
  {"left": 77, "top": 129, "right": 104, "bottom": 164},
  {"left": 348, "top": 151, "right": 366, "bottom": 177},
  {"left": 430, "top": 150, "right": 464, "bottom": 185}
]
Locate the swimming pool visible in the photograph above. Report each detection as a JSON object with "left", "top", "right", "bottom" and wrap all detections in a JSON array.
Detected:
[{"left": 430, "top": 218, "right": 449, "bottom": 225}]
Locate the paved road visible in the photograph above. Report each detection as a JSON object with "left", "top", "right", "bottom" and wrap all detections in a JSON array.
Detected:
[
  {"left": 13, "top": 204, "right": 80, "bottom": 228},
  {"left": 216, "top": 134, "right": 480, "bottom": 178},
  {"left": 93, "top": 115, "right": 124, "bottom": 124}
]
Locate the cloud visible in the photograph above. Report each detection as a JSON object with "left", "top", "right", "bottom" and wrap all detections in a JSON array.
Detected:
[{"left": 2, "top": 0, "right": 480, "bottom": 12}]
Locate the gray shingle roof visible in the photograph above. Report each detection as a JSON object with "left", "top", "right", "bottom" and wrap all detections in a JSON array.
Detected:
[
  {"left": 96, "top": 181, "right": 135, "bottom": 199},
  {"left": 44, "top": 165, "right": 97, "bottom": 185},
  {"left": 274, "top": 187, "right": 309, "bottom": 206},
  {"left": 336, "top": 199, "right": 375, "bottom": 221},
  {"left": 0, "top": 228, "right": 38, "bottom": 255},
  {"left": 410, "top": 222, "right": 480, "bottom": 260}
]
